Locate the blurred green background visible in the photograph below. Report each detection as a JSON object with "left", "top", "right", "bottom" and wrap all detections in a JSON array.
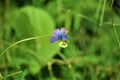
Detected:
[{"left": 0, "top": 0, "right": 120, "bottom": 80}]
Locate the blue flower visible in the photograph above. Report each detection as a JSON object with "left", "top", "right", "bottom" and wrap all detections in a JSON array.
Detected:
[
  {"left": 50, "top": 28, "right": 68, "bottom": 48},
  {"left": 50, "top": 28, "right": 68, "bottom": 42}
]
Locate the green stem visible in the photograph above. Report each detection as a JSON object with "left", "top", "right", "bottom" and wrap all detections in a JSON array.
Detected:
[
  {"left": 58, "top": 53, "right": 76, "bottom": 80},
  {"left": 111, "top": 11, "right": 120, "bottom": 49},
  {"left": 48, "top": 62, "right": 55, "bottom": 79},
  {"left": 95, "top": 0, "right": 103, "bottom": 20},
  {"left": 99, "top": 0, "right": 106, "bottom": 27},
  {"left": 62, "top": 9, "right": 95, "bottom": 24},
  {"left": 0, "top": 73, "right": 3, "bottom": 80},
  {"left": 113, "top": 24, "right": 120, "bottom": 49},
  {"left": 0, "top": 35, "right": 49, "bottom": 57},
  {"left": 3, "top": 71, "right": 22, "bottom": 79},
  {"left": 67, "top": 63, "right": 76, "bottom": 80}
]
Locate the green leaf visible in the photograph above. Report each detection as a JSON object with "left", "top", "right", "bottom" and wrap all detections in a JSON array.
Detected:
[{"left": 11, "top": 6, "right": 60, "bottom": 74}]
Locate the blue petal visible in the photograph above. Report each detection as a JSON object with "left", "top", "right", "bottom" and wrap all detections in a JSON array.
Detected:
[
  {"left": 50, "top": 35, "right": 59, "bottom": 43},
  {"left": 60, "top": 28, "right": 66, "bottom": 34},
  {"left": 53, "top": 29, "right": 60, "bottom": 35},
  {"left": 50, "top": 28, "right": 68, "bottom": 43},
  {"left": 62, "top": 34, "right": 68, "bottom": 40},
  {"left": 60, "top": 28, "right": 68, "bottom": 40},
  {"left": 57, "top": 28, "right": 66, "bottom": 40}
]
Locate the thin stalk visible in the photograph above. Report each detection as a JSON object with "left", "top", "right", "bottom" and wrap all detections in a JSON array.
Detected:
[
  {"left": 111, "top": 10, "right": 120, "bottom": 49},
  {"left": 62, "top": 9, "right": 95, "bottom": 24},
  {"left": 3, "top": 71, "right": 22, "bottom": 79},
  {"left": 0, "top": 36, "right": 49, "bottom": 57},
  {"left": 67, "top": 62, "right": 76, "bottom": 80},
  {"left": 57, "top": 0, "right": 63, "bottom": 23},
  {"left": 99, "top": 0, "right": 107, "bottom": 27},
  {"left": 95, "top": 0, "right": 103, "bottom": 20},
  {"left": 113, "top": 24, "right": 120, "bottom": 49},
  {"left": 0, "top": 73, "right": 3, "bottom": 80},
  {"left": 47, "top": 62, "right": 55, "bottom": 79},
  {"left": 65, "top": 10, "right": 72, "bottom": 30},
  {"left": 58, "top": 53, "right": 76, "bottom": 80}
]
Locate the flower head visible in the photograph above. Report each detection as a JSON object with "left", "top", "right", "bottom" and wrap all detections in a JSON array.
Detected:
[{"left": 50, "top": 28, "right": 68, "bottom": 48}]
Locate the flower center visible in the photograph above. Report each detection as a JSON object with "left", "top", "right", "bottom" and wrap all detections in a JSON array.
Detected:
[{"left": 59, "top": 40, "right": 68, "bottom": 48}]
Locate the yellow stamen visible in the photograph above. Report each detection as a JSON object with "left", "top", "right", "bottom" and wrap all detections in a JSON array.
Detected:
[{"left": 59, "top": 41, "right": 68, "bottom": 48}]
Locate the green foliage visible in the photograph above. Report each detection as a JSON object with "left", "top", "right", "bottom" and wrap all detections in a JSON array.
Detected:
[
  {"left": 0, "top": 0, "right": 120, "bottom": 80},
  {"left": 12, "top": 6, "right": 60, "bottom": 74},
  {"left": 6, "top": 6, "right": 60, "bottom": 75}
]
